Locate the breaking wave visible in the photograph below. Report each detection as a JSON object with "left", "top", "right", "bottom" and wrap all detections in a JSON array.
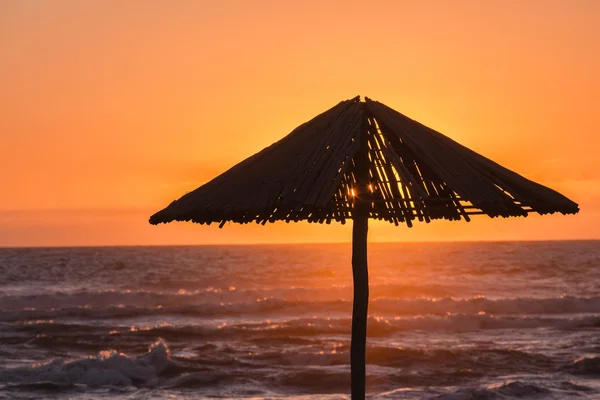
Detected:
[{"left": 0, "top": 340, "right": 171, "bottom": 389}]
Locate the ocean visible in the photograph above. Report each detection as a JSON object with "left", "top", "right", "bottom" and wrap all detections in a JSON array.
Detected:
[{"left": 0, "top": 241, "right": 598, "bottom": 399}]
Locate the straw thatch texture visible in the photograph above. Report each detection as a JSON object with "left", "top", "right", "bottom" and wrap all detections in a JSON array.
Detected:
[{"left": 150, "top": 96, "right": 579, "bottom": 227}]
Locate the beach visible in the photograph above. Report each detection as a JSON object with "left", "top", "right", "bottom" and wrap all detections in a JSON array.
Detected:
[{"left": 0, "top": 241, "right": 599, "bottom": 399}]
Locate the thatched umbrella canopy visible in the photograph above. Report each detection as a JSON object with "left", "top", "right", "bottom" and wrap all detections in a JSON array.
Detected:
[{"left": 150, "top": 96, "right": 578, "bottom": 399}]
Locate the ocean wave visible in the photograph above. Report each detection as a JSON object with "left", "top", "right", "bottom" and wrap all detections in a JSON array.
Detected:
[
  {"left": 8, "top": 314, "right": 599, "bottom": 349},
  {"left": 7, "top": 328, "right": 554, "bottom": 373},
  {"left": 0, "top": 339, "right": 171, "bottom": 389},
  {"left": 240, "top": 345, "right": 553, "bottom": 377},
  {"left": 432, "top": 379, "right": 599, "bottom": 399},
  {"left": 433, "top": 381, "right": 551, "bottom": 399},
  {"left": 2, "top": 294, "right": 600, "bottom": 322},
  {"left": 158, "top": 313, "right": 600, "bottom": 337},
  {"left": 1, "top": 336, "right": 597, "bottom": 396},
  {"left": 564, "top": 356, "right": 600, "bottom": 376}
]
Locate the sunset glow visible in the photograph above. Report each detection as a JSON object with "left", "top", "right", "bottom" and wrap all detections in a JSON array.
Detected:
[{"left": 1, "top": 1, "right": 598, "bottom": 246}]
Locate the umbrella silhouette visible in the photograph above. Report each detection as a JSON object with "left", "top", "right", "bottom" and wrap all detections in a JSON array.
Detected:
[{"left": 150, "top": 96, "right": 579, "bottom": 399}]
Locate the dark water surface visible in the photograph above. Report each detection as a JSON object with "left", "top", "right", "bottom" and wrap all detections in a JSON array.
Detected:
[{"left": 0, "top": 241, "right": 599, "bottom": 399}]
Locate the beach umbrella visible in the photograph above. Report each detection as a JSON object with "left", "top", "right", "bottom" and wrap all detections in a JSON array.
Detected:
[{"left": 150, "top": 96, "right": 579, "bottom": 399}]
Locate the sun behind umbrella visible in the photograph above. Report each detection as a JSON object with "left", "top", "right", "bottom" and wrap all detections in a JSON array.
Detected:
[{"left": 150, "top": 96, "right": 578, "bottom": 399}]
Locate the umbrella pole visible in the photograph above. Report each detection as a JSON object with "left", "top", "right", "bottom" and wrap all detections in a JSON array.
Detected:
[
  {"left": 351, "top": 211, "right": 369, "bottom": 399},
  {"left": 351, "top": 105, "right": 370, "bottom": 399}
]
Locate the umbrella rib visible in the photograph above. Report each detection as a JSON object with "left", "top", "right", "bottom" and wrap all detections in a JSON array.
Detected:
[
  {"left": 309, "top": 110, "right": 363, "bottom": 208},
  {"left": 370, "top": 117, "right": 431, "bottom": 223},
  {"left": 366, "top": 123, "right": 404, "bottom": 224},
  {"left": 367, "top": 99, "right": 507, "bottom": 215},
  {"left": 367, "top": 119, "right": 413, "bottom": 225},
  {"left": 291, "top": 101, "right": 361, "bottom": 208},
  {"left": 277, "top": 98, "right": 357, "bottom": 206}
]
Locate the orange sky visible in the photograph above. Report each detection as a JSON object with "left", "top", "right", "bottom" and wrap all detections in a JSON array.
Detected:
[{"left": 1, "top": 0, "right": 599, "bottom": 246}]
